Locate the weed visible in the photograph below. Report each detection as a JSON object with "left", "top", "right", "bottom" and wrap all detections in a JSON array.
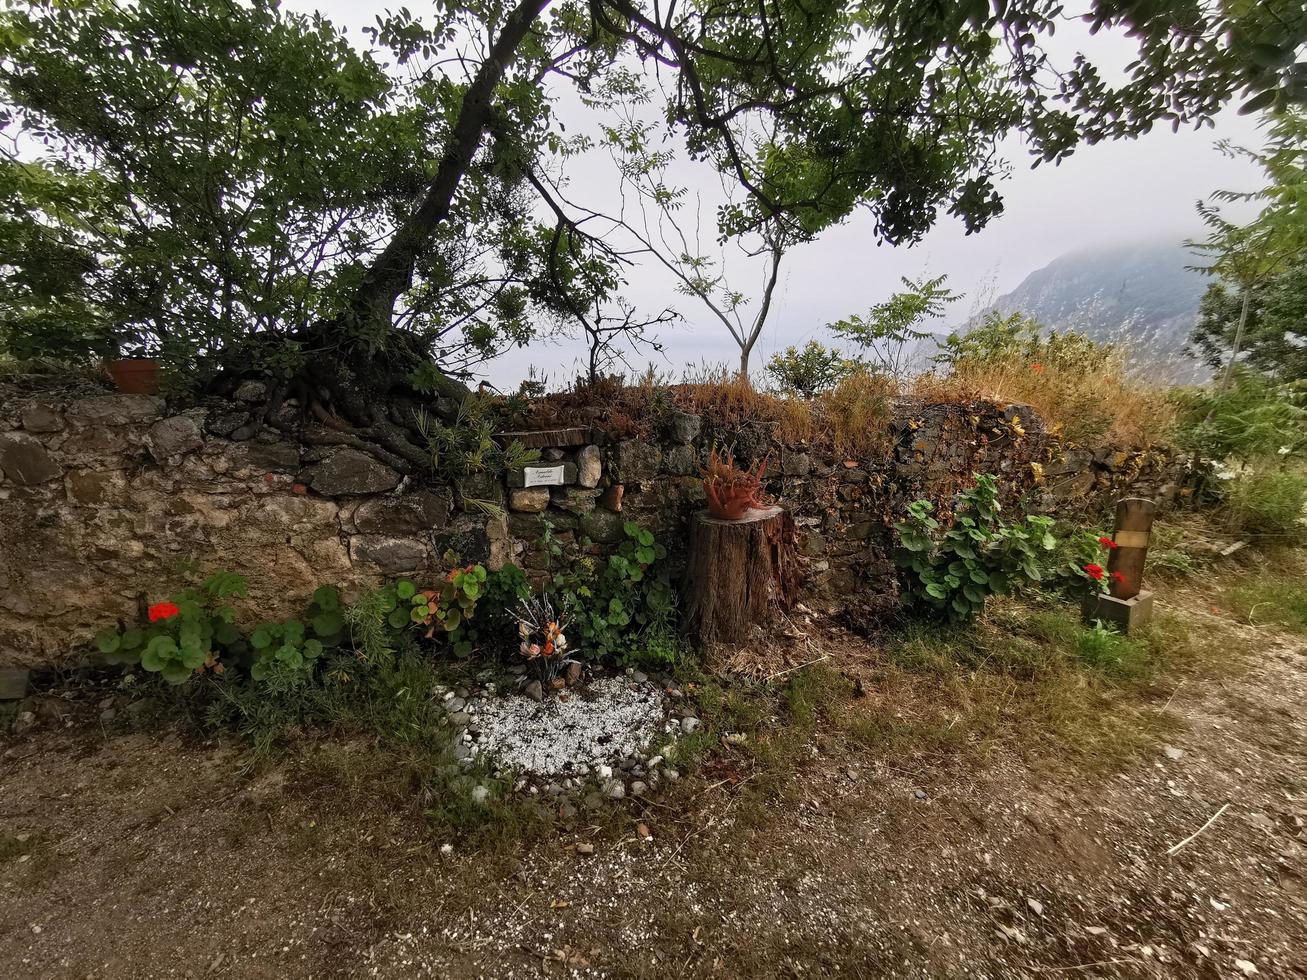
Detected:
[
  {"left": 1222, "top": 465, "right": 1307, "bottom": 536},
  {"left": 1225, "top": 572, "right": 1307, "bottom": 633},
  {"left": 926, "top": 313, "right": 1175, "bottom": 446}
]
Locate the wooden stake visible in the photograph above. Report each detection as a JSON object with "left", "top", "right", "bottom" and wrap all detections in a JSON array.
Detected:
[{"left": 1108, "top": 497, "right": 1156, "bottom": 600}]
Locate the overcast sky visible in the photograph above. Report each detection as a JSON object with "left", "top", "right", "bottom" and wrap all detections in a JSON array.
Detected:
[{"left": 287, "top": 1, "right": 1268, "bottom": 388}]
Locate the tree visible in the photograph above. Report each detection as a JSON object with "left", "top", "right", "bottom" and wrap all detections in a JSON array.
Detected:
[
  {"left": 1189, "top": 110, "right": 1307, "bottom": 387},
  {"left": 1191, "top": 266, "right": 1307, "bottom": 381},
  {"left": 829, "top": 275, "right": 958, "bottom": 377},
  {"left": 4, "top": 0, "right": 1303, "bottom": 469}
]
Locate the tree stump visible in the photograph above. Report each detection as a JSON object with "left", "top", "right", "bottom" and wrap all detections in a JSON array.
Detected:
[{"left": 683, "top": 506, "right": 799, "bottom": 647}]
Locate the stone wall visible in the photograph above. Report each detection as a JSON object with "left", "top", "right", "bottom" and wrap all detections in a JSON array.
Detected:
[{"left": 0, "top": 382, "right": 1190, "bottom": 670}]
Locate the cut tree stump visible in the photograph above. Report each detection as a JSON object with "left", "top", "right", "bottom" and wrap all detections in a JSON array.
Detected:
[{"left": 683, "top": 506, "right": 799, "bottom": 647}]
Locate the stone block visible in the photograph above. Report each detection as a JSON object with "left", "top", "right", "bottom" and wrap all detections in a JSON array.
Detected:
[
  {"left": 353, "top": 490, "right": 451, "bottom": 534},
  {"left": 456, "top": 471, "right": 506, "bottom": 509},
  {"left": 782, "top": 452, "right": 811, "bottom": 477},
  {"left": 550, "top": 487, "right": 598, "bottom": 514},
  {"left": 305, "top": 448, "right": 402, "bottom": 496},
  {"left": 66, "top": 468, "right": 127, "bottom": 505},
  {"left": 615, "top": 440, "right": 662, "bottom": 482},
  {"left": 65, "top": 394, "right": 160, "bottom": 424},
  {"left": 580, "top": 508, "right": 624, "bottom": 543},
  {"left": 0, "top": 668, "right": 29, "bottom": 700},
  {"left": 349, "top": 534, "right": 427, "bottom": 573},
  {"left": 20, "top": 404, "right": 63, "bottom": 433},
  {"left": 1082, "top": 591, "right": 1154, "bottom": 634},
  {"left": 667, "top": 411, "right": 702, "bottom": 444},
  {"left": 0, "top": 432, "right": 60, "bottom": 485},
  {"left": 146, "top": 416, "right": 204, "bottom": 461},
  {"left": 575, "top": 445, "right": 602, "bottom": 488},
  {"left": 664, "top": 444, "right": 697, "bottom": 476},
  {"left": 509, "top": 487, "right": 551, "bottom": 513}
]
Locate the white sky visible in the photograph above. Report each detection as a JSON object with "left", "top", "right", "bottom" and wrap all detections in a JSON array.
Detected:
[{"left": 288, "top": 1, "right": 1268, "bottom": 388}]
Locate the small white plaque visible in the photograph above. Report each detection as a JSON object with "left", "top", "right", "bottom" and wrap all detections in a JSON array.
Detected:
[{"left": 523, "top": 465, "right": 566, "bottom": 487}]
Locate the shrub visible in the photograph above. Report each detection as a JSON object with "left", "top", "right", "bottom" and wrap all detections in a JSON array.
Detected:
[
  {"left": 1222, "top": 466, "right": 1307, "bottom": 536},
  {"left": 765, "top": 341, "right": 852, "bottom": 397},
  {"left": 95, "top": 571, "right": 247, "bottom": 684},
  {"left": 1171, "top": 369, "right": 1307, "bottom": 463},
  {"left": 926, "top": 312, "right": 1174, "bottom": 446},
  {"left": 553, "top": 520, "right": 675, "bottom": 660},
  {"left": 247, "top": 586, "right": 344, "bottom": 686},
  {"left": 894, "top": 475, "right": 1055, "bottom": 622}
]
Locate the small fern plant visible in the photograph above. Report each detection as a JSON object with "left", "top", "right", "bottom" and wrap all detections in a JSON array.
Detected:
[{"left": 894, "top": 474, "right": 1055, "bottom": 622}]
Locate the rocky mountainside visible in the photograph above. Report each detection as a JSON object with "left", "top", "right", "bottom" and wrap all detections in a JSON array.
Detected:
[{"left": 990, "top": 240, "right": 1211, "bottom": 380}]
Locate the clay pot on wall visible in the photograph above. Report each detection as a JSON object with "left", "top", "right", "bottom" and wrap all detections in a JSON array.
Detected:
[{"left": 104, "top": 358, "right": 161, "bottom": 395}]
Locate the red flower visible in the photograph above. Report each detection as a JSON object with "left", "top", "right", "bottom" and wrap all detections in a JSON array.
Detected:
[
  {"left": 1083, "top": 563, "right": 1104, "bottom": 581},
  {"left": 1110, "top": 571, "right": 1127, "bottom": 585},
  {"left": 148, "top": 601, "right": 180, "bottom": 622},
  {"left": 1030, "top": 362, "right": 1045, "bottom": 373},
  {"left": 1098, "top": 536, "right": 1118, "bottom": 550}
]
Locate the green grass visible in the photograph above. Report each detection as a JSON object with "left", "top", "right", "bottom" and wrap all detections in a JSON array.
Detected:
[{"left": 1225, "top": 572, "right": 1307, "bottom": 634}]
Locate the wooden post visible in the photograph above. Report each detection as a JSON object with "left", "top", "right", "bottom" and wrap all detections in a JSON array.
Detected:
[
  {"left": 1107, "top": 497, "right": 1156, "bottom": 600},
  {"left": 1084, "top": 497, "right": 1157, "bottom": 632},
  {"left": 683, "top": 506, "right": 798, "bottom": 647}
]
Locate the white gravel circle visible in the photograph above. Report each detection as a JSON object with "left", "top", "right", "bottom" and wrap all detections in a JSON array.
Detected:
[{"left": 468, "top": 676, "right": 666, "bottom": 777}]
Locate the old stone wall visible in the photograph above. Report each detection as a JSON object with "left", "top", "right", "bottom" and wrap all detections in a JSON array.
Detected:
[{"left": 0, "top": 382, "right": 1190, "bottom": 670}]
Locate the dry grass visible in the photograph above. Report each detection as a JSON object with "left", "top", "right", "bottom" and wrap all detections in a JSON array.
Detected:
[
  {"left": 912, "top": 347, "right": 1175, "bottom": 447},
  {"left": 813, "top": 367, "right": 897, "bottom": 457}
]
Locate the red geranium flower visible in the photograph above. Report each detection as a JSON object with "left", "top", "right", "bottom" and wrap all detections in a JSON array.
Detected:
[
  {"left": 1098, "top": 536, "right": 1118, "bottom": 549},
  {"left": 1083, "top": 563, "right": 1104, "bottom": 581},
  {"left": 148, "top": 601, "right": 180, "bottom": 622},
  {"left": 1030, "top": 362, "right": 1045, "bottom": 373},
  {"left": 1110, "top": 570, "right": 1127, "bottom": 585}
]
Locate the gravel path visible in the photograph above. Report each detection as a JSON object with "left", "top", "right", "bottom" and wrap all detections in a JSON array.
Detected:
[{"left": 2, "top": 619, "right": 1305, "bottom": 978}]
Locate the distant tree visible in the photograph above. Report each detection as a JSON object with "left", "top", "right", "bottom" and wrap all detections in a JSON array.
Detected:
[
  {"left": 766, "top": 341, "right": 852, "bottom": 397},
  {"left": 830, "top": 276, "right": 958, "bottom": 377}
]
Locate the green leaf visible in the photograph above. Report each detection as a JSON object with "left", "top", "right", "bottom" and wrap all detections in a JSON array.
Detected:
[
  {"left": 95, "top": 630, "right": 122, "bottom": 654},
  {"left": 312, "top": 611, "right": 344, "bottom": 636},
  {"left": 179, "top": 644, "right": 206, "bottom": 669},
  {"left": 303, "top": 638, "right": 323, "bottom": 659},
  {"left": 120, "top": 628, "right": 145, "bottom": 650},
  {"left": 161, "top": 663, "right": 193, "bottom": 685},
  {"left": 312, "top": 585, "right": 339, "bottom": 611},
  {"left": 396, "top": 580, "right": 417, "bottom": 600},
  {"left": 387, "top": 607, "right": 410, "bottom": 629},
  {"left": 283, "top": 619, "right": 306, "bottom": 644},
  {"left": 250, "top": 627, "right": 273, "bottom": 650}
]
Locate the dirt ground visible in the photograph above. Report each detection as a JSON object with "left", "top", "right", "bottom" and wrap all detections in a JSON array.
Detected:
[{"left": 3, "top": 603, "right": 1306, "bottom": 979}]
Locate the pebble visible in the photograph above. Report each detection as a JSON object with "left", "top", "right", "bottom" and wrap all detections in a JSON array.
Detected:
[
  {"left": 681, "top": 717, "right": 701, "bottom": 734},
  {"left": 914, "top": 788, "right": 928, "bottom": 800},
  {"left": 446, "top": 697, "right": 466, "bottom": 712},
  {"left": 1164, "top": 746, "right": 1185, "bottom": 761},
  {"left": 470, "top": 785, "right": 489, "bottom": 805},
  {"left": 576, "top": 842, "right": 595, "bottom": 855},
  {"left": 524, "top": 680, "right": 544, "bottom": 702},
  {"left": 630, "top": 780, "right": 648, "bottom": 796},
  {"left": 604, "top": 780, "right": 626, "bottom": 799}
]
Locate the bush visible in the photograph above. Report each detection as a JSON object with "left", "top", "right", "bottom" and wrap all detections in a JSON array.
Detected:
[
  {"left": 1223, "top": 466, "right": 1307, "bottom": 536},
  {"left": 924, "top": 312, "right": 1174, "bottom": 446},
  {"left": 765, "top": 341, "right": 852, "bottom": 397},
  {"left": 894, "top": 474, "right": 1055, "bottom": 622},
  {"left": 1171, "top": 369, "right": 1307, "bottom": 463}
]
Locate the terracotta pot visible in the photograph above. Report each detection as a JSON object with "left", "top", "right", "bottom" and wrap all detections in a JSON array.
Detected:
[{"left": 104, "top": 357, "right": 160, "bottom": 395}]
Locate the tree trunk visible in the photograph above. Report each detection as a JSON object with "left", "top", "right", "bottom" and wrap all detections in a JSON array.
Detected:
[
  {"left": 683, "top": 506, "right": 799, "bottom": 647},
  {"left": 349, "top": 0, "right": 550, "bottom": 328}
]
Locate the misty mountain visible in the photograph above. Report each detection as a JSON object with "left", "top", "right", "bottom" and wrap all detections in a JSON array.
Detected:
[{"left": 989, "top": 240, "right": 1212, "bottom": 380}]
